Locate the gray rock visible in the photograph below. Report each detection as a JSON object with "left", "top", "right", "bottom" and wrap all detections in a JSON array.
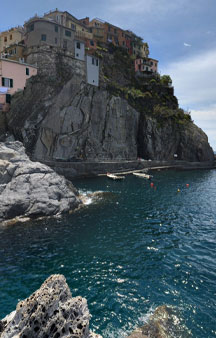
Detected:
[
  {"left": 0, "top": 274, "right": 102, "bottom": 338},
  {"left": 138, "top": 116, "right": 214, "bottom": 162},
  {"left": 0, "top": 141, "right": 82, "bottom": 222},
  {"left": 127, "top": 305, "right": 191, "bottom": 338}
]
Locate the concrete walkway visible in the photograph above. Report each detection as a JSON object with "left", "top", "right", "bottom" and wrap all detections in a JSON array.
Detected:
[{"left": 37, "top": 158, "right": 215, "bottom": 180}]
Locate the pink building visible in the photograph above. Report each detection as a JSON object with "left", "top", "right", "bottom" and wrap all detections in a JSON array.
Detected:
[
  {"left": 0, "top": 58, "right": 37, "bottom": 111},
  {"left": 135, "top": 57, "right": 158, "bottom": 73}
]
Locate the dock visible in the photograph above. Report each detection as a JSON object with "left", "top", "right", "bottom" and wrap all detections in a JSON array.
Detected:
[{"left": 99, "top": 166, "right": 172, "bottom": 177}]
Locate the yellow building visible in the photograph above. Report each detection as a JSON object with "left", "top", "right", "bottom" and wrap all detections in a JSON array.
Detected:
[
  {"left": 0, "top": 27, "right": 24, "bottom": 53},
  {"left": 141, "top": 42, "right": 149, "bottom": 58},
  {"left": 1, "top": 43, "right": 25, "bottom": 62}
]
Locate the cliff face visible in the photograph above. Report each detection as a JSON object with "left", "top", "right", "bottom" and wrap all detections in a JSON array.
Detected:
[{"left": 6, "top": 47, "right": 214, "bottom": 163}]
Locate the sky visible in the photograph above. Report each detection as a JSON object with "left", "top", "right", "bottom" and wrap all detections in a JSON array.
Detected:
[{"left": 1, "top": 0, "right": 216, "bottom": 149}]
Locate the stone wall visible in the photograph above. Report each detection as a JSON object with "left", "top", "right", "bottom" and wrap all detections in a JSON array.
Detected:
[{"left": 0, "top": 111, "right": 7, "bottom": 136}]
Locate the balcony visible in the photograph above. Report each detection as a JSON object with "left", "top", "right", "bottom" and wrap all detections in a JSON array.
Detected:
[{"left": 75, "top": 30, "right": 92, "bottom": 40}]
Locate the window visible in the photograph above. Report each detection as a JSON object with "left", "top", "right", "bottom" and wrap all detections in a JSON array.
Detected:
[
  {"left": 26, "top": 68, "right": 29, "bottom": 76},
  {"left": 76, "top": 42, "right": 81, "bottom": 49},
  {"left": 96, "top": 59, "right": 98, "bottom": 66},
  {"left": 92, "top": 57, "right": 95, "bottom": 65},
  {"left": 63, "top": 40, "right": 67, "bottom": 49},
  {"left": 10, "top": 34, "right": 12, "bottom": 40},
  {"left": 6, "top": 94, "right": 11, "bottom": 104},
  {"left": 114, "top": 37, "right": 119, "bottom": 45},
  {"left": 55, "top": 25, "right": 58, "bottom": 32},
  {"left": 71, "top": 23, "right": 76, "bottom": 30},
  {"left": 90, "top": 40, "right": 94, "bottom": 46},
  {"left": 108, "top": 26, "right": 111, "bottom": 32},
  {"left": 114, "top": 29, "right": 117, "bottom": 34},
  {"left": 122, "top": 32, "right": 124, "bottom": 37},
  {"left": 122, "top": 41, "right": 125, "bottom": 46},
  {"left": 2, "top": 77, "right": 13, "bottom": 88},
  {"left": 29, "top": 23, "right": 34, "bottom": 32},
  {"left": 4, "top": 36, "right": 7, "bottom": 42},
  {"left": 65, "top": 30, "right": 71, "bottom": 37},
  {"left": 55, "top": 37, "right": 58, "bottom": 44},
  {"left": 41, "top": 34, "right": 46, "bottom": 41}
]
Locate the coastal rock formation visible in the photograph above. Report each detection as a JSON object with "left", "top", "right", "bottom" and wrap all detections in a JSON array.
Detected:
[
  {"left": 127, "top": 305, "right": 188, "bottom": 338},
  {"left": 138, "top": 115, "right": 214, "bottom": 162},
  {"left": 5, "top": 49, "right": 214, "bottom": 165},
  {"left": 7, "top": 74, "right": 139, "bottom": 162},
  {"left": 0, "top": 274, "right": 101, "bottom": 338},
  {"left": 0, "top": 141, "right": 81, "bottom": 222}
]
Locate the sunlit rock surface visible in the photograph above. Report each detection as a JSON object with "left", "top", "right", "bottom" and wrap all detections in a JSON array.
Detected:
[
  {"left": 0, "top": 141, "right": 82, "bottom": 222},
  {"left": 0, "top": 274, "right": 101, "bottom": 338}
]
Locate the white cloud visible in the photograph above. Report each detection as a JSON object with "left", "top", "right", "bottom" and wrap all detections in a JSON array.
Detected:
[
  {"left": 161, "top": 49, "right": 216, "bottom": 150},
  {"left": 161, "top": 48, "right": 216, "bottom": 108},
  {"left": 184, "top": 42, "right": 191, "bottom": 47},
  {"left": 191, "top": 105, "right": 216, "bottom": 150}
]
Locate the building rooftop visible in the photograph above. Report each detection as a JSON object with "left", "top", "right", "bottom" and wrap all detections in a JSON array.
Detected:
[{"left": 0, "top": 57, "right": 38, "bottom": 68}]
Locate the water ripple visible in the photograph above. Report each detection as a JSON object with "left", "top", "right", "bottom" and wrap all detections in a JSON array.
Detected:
[{"left": 0, "top": 170, "right": 216, "bottom": 337}]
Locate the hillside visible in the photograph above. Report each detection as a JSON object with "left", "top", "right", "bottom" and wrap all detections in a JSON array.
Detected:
[{"left": 5, "top": 44, "right": 214, "bottom": 165}]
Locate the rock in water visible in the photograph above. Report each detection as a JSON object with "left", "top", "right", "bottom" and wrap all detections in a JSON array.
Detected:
[
  {"left": 127, "top": 305, "right": 190, "bottom": 338},
  {"left": 0, "top": 274, "right": 101, "bottom": 338},
  {"left": 0, "top": 141, "right": 82, "bottom": 222}
]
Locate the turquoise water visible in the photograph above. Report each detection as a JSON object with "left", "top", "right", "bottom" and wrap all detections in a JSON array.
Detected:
[{"left": 0, "top": 170, "right": 216, "bottom": 337}]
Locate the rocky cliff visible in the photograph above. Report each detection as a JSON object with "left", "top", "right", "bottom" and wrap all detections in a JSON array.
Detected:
[{"left": 5, "top": 46, "right": 214, "bottom": 165}]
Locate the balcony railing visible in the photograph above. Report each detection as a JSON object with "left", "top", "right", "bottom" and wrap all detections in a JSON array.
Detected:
[{"left": 75, "top": 30, "right": 92, "bottom": 40}]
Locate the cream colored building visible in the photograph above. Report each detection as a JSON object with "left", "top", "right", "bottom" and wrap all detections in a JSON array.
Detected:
[
  {"left": 44, "top": 9, "right": 92, "bottom": 41},
  {"left": 0, "top": 27, "right": 24, "bottom": 53}
]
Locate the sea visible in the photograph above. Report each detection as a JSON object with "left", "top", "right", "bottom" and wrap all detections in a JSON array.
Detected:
[{"left": 0, "top": 169, "right": 216, "bottom": 337}]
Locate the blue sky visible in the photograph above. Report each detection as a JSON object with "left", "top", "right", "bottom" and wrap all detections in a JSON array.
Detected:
[{"left": 1, "top": 0, "right": 216, "bottom": 149}]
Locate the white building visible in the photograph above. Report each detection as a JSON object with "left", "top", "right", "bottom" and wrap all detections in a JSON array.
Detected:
[{"left": 86, "top": 55, "right": 99, "bottom": 86}]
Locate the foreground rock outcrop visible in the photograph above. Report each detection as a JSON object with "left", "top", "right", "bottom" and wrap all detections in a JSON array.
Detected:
[
  {"left": 0, "top": 274, "right": 185, "bottom": 338},
  {"left": 0, "top": 274, "right": 101, "bottom": 338},
  {"left": 0, "top": 141, "right": 82, "bottom": 222}
]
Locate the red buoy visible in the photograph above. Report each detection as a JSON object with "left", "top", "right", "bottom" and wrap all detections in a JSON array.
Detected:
[
  {"left": 186, "top": 184, "right": 189, "bottom": 188},
  {"left": 150, "top": 182, "right": 154, "bottom": 188}
]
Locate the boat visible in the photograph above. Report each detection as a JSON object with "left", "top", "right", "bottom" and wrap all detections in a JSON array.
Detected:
[
  {"left": 107, "top": 173, "right": 125, "bottom": 180},
  {"left": 133, "top": 172, "right": 153, "bottom": 179}
]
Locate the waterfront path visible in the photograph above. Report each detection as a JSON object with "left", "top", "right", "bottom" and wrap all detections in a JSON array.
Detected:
[{"left": 36, "top": 158, "right": 215, "bottom": 180}]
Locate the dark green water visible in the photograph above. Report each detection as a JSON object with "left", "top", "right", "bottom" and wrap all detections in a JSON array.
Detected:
[{"left": 0, "top": 170, "right": 216, "bottom": 337}]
